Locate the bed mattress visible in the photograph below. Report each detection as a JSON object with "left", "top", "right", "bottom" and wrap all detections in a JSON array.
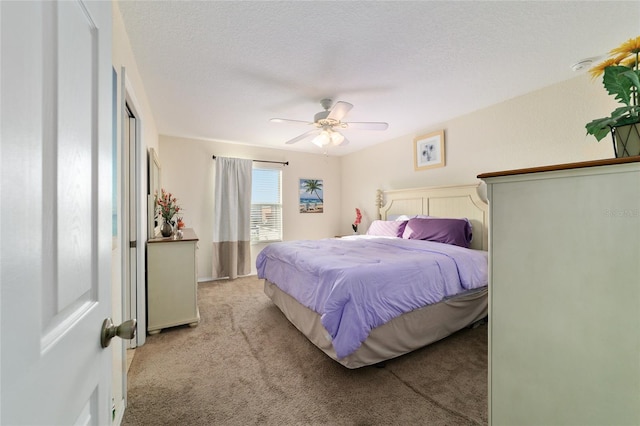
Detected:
[{"left": 264, "top": 279, "right": 487, "bottom": 368}]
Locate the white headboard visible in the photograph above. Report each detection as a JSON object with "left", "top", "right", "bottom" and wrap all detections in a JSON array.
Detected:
[{"left": 377, "top": 184, "right": 488, "bottom": 251}]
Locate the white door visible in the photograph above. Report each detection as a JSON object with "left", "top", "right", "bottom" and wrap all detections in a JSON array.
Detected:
[{"left": 1, "top": 1, "right": 116, "bottom": 424}]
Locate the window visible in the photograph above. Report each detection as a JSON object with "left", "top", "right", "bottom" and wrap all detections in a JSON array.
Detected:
[{"left": 250, "top": 167, "right": 282, "bottom": 243}]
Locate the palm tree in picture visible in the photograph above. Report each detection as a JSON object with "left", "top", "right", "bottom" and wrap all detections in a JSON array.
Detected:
[{"left": 301, "top": 179, "right": 323, "bottom": 203}]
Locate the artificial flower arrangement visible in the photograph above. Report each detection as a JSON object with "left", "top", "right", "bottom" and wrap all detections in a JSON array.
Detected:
[
  {"left": 155, "top": 188, "right": 181, "bottom": 225},
  {"left": 352, "top": 208, "right": 362, "bottom": 233},
  {"left": 586, "top": 36, "right": 640, "bottom": 142}
]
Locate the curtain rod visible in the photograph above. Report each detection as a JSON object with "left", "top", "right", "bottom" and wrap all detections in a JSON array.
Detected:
[{"left": 212, "top": 155, "right": 288, "bottom": 166}]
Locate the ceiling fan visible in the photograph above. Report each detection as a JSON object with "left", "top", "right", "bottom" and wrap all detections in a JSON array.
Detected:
[{"left": 270, "top": 99, "right": 389, "bottom": 147}]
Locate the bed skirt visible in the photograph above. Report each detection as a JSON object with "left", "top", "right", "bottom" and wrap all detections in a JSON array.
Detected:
[{"left": 264, "top": 280, "right": 488, "bottom": 369}]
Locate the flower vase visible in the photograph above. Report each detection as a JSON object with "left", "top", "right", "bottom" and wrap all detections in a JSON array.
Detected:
[{"left": 160, "top": 221, "right": 173, "bottom": 237}]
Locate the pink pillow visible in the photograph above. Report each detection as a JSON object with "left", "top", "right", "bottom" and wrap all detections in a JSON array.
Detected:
[
  {"left": 402, "top": 217, "right": 472, "bottom": 248},
  {"left": 366, "top": 220, "right": 408, "bottom": 237}
]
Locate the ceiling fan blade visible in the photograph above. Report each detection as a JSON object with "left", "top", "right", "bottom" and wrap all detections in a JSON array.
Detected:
[
  {"left": 327, "top": 101, "right": 353, "bottom": 121},
  {"left": 284, "top": 129, "right": 319, "bottom": 144},
  {"left": 270, "top": 118, "right": 314, "bottom": 125},
  {"left": 343, "top": 121, "right": 389, "bottom": 131}
]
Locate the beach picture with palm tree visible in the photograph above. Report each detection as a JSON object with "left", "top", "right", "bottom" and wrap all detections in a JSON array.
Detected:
[{"left": 299, "top": 179, "right": 324, "bottom": 213}]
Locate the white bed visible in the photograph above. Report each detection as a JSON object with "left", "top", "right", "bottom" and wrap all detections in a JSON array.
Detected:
[{"left": 262, "top": 184, "right": 489, "bottom": 368}]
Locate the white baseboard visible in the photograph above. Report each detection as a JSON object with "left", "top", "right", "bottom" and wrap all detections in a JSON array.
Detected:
[{"left": 198, "top": 273, "right": 258, "bottom": 283}]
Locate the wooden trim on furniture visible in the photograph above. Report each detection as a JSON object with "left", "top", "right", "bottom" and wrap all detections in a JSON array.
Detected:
[{"left": 477, "top": 156, "right": 640, "bottom": 179}]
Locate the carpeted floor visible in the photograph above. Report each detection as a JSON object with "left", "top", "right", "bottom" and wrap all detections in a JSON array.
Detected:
[{"left": 123, "top": 276, "right": 487, "bottom": 425}]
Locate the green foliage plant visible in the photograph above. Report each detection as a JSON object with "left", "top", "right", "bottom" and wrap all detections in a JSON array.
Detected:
[{"left": 586, "top": 36, "right": 640, "bottom": 141}]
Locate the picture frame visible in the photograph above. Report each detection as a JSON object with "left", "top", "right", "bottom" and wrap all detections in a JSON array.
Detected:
[
  {"left": 414, "top": 130, "right": 445, "bottom": 171},
  {"left": 299, "top": 178, "right": 324, "bottom": 213}
]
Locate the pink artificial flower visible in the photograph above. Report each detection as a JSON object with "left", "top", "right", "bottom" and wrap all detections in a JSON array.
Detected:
[{"left": 352, "top": 208, "right": 362, "bottom": 233}]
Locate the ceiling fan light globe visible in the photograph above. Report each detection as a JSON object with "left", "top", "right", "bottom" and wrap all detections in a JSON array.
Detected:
[
  {"left": 312, "top": 131, "right": 331, "bottom": 147},
  {"left": 330, "top": 131, "right": 344, "bottom": 145}
]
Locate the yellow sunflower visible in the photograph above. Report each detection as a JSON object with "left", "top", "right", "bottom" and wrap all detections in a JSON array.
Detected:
[
  {"left": 588, "top": 57, "right": 619, "bottom": 79},
  {"left": 620, "top": 55, "right": 639, "bottom": 69},
  {"left": 609, "top": 36, "right": 640, "bottom": 56}
]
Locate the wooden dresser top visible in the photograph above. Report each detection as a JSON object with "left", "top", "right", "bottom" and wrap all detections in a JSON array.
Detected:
[
  {"left": 148, "top": 227, "right": 199, "bottom": 243},
  {"left": 478, "top": 156, "right": 640, "bottom": 179}
]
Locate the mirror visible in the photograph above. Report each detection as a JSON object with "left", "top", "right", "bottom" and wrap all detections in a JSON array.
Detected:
[{"left": 147, "top": 147, "right": 161, "bottom": 238}]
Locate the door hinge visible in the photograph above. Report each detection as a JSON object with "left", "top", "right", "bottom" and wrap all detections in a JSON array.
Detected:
[{"left": 130, "top": 240, "right": 137, "bottom": 248}]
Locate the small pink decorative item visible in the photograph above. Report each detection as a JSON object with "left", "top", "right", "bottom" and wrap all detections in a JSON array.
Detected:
[{"left": 352, "top": 208, "right": 362, "bottom": 233}]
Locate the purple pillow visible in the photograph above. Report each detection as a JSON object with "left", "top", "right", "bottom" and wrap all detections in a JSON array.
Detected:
[
  {"left": 402, "top": 217, "right": 472, "bottom": 248},
  {"left": 366, "top": 220, "right": 408, "bottom": 238}
]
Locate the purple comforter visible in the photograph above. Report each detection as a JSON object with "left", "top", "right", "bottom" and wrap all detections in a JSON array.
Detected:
[{"left": 256, "top": 236, "right": 488, "bottom": 359}]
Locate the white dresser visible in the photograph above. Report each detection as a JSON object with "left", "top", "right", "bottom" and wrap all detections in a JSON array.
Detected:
[
  {"left": 479, "top": 157, "right": 640, "bottom": 425},
  {"left": 146, "top": 228, "right": 200, "bottom": 334}
]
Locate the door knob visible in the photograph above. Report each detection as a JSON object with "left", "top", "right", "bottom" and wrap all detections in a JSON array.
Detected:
[{"left": 101, "top": 318, "right": 137, "bottom": 348}]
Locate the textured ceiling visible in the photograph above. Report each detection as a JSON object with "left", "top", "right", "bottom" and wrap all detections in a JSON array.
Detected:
[{"left": 117, "top": 1, "right": 640, "bottom": 156}]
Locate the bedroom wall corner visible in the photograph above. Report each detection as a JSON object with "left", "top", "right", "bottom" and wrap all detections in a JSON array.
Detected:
[
  {"left": 112, "top": 2, "right": 160, "bottom": 155},
  {"left": 340, "top": 73, "right": 617, "bottom": 235},
  {"left": 158, "top": 135, "right": 342, "bottom": 280}
]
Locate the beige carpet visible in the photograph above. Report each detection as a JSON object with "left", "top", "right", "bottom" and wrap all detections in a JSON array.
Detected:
[{"left": 123, "top": 276, "right": 487, "bottom": 425}]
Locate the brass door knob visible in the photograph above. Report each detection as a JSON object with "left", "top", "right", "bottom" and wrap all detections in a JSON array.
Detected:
[{"left": 100, "top": 318, "right": 137, "bottom": 348}]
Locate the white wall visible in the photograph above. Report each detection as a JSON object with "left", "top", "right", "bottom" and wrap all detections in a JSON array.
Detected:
[
  {"left": 158, "top": 135, "right": 341, "bottom": 280},
  {"left": 340, "top": 74, "right": 618, "bottom": 234},
  {"left": 112, "top": 3, "right": 160, "bottom": 155}
]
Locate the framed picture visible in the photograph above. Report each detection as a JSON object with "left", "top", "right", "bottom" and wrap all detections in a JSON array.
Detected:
[
  {"left": 414, "top": 130, "right": 445, "bottom": 171},
  {"left": 299, "top": 178, "right": 324, "bottom": 213}
]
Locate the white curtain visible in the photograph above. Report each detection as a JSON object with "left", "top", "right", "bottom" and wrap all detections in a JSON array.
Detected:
[{"left": 212, "top": 157, "right": 252, "bottom": 279}]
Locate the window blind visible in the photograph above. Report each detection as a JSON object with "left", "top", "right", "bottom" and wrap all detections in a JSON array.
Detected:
[{"left": 250, "top": 168, "right": 282, "bottom": 243}]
